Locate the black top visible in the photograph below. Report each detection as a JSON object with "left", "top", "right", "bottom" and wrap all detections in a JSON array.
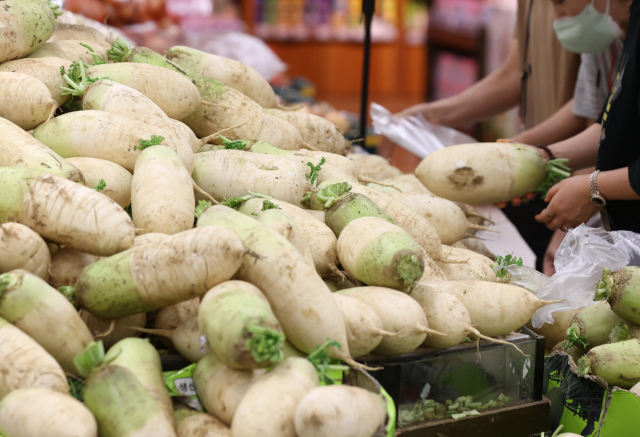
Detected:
[{"left": 598, "top": 0, "right": 640, "bottom": 232}]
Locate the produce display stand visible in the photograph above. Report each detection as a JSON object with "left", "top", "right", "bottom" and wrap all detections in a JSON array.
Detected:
[{"left": 354, "top": 327, "right": 548, "bottom": 436}]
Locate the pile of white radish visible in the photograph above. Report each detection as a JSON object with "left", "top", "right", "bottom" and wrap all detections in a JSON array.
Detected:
[{"left": 0, "top": 14, "right": 561, "bottom": 435}]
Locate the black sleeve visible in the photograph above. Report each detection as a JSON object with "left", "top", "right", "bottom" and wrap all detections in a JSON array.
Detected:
[
  {"left": 597, "top": 98, "right": 607, "bottom": 124},
  {"left": 628, "top": 161, "right": 640, "bottom": 196}
]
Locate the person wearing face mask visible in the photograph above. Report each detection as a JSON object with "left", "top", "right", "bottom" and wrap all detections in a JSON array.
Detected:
[
  {"left": 534, "top": 0, "right": 640, "bottom": 236},
  {"left": 397, "top": 0, "right": 581, "bottom": 271},
  {"left": 527, "top": 0, "right": 630, "bottom": 275}
]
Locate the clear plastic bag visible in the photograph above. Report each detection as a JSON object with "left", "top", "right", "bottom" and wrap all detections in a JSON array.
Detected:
[
  {"left": 504, "top": 264, "right": 549, "bottom": 295},
  {"left": 531, "top": 224, "right": 640, "bottom": 328},
  {"left": 369, "top": 103, "right": 476, "bottom": 159}
]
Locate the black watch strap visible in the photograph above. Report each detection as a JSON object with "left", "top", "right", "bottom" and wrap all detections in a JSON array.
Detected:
[{"left": 537, "top": 144, "right": 556, "bottom": 161}]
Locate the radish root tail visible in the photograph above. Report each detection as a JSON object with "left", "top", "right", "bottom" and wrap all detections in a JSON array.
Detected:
[
  {"left": 468, "top": 223, "right": 500, "bottom": 234},
  {"left": 192, "top": 182, "right": 220, "bottom": 204},
  {"left": 200, "top": 100, "right": 234, "bottom": 110},
  {"left": 43, "top": 100, "right": 59, "bottom": 126},
  {"left": 301, "top": 142, "right": 320, "bottom": 151},
  {"left": 277, "top": 103, "right": 304, "bottom": 111},
  {"left": 129, "top": 326, "right": 175, "bottom": 340},
  {"left": 94, "top": 319, "right": 116, "bottom": 339},
  {"left": 357, "top": 175, "right": 401, "bottom": 191},
  {"left": 373, "top": 328, "right": 398, "bottom": 338},
  {"left": 197, "top": 123, "right": 248, "bottom": 147},
  {"left": 328, "top": 264, "right": 347, "bottom": 281},
  {"left": 342, "top": 357, "right": 383, "bottom": 371},
  {"left": 466, "top": 326, "right": 529, "bottom": 357},
  {"left": 415, "top": 324, "right": 448, "bottom": 337}
]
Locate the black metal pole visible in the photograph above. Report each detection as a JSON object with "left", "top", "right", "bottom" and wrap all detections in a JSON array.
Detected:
[{"left": 359, "top": 0, "right": 375, "bottom": 146}]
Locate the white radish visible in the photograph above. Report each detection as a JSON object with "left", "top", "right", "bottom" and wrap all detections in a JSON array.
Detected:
[
  {"left": 131, "top": 146, "right": 195, "bottom": 235},
  {"left": 65, "top": 157, "right": 132, "bottom": 207},
  {"left": 48, "top": 247, "right": 100, "bottom": 288},
  {"left": 0, "top": 223, "right": 50, "bottom": 280},
  {"left": 0, "top": 72, "right": 57, "bottom": 130},
  {"left": 0, "top": 57, "right": 71, "bottom": 106}
]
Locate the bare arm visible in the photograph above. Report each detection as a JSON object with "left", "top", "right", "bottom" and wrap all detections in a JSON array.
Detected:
[
  {"left": 546, "top": 123, "right": 602, "bottom": 171},
  {"left": 511, "top": 99, "right": 590, "bottom": 145},
  {"left": 397, "top": 40, "right": 521, "bottom": 127}
]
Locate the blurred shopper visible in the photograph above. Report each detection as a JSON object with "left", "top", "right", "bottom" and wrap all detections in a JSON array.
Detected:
[
  {"left": 399, "top": 0, "right": 580, "bottom": 271},
  {"left": 535, "top": 0, "right": 639, "bottom": 239}
]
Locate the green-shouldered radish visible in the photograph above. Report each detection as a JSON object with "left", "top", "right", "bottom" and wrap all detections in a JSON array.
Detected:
[
  {"left": 75, "top": 339, "right": 177, "bottom": 436},
  {"left": 0, "top": 316, "right": 68, "bottom": 399},
  {"left": 231, "top": 357, "right": 320, "bottom": 437},
  {"left": 337, "top": 216, "right": 425, "bottom": 292},
  {"left": 199, "top": 280, "right": 285, "bottom": 369},
  {"left": 193, "top": 354, "right": 267, "bottom": 426},
  {"left": 337, "top": 286, "right": 446, "bottom": 355},
  {"left": 563, "top": 301, "right": 624, "bottom": 349},
  {"left": 68, "top": 227, "right": 244, "bottom": 318},
  {"left": 196, "top": 206, "right": 363, "bottom": 368},
  {"left": 595, "top": 267, "right": 640, "bottom": 326},
  {"left": 0, "top": 117, "right": 84, "bottom": 182},
  {"left": 0, "top": 223, "right": 50, "bottom": 280},
  {"left": 0, "top": 270, "right": 93, "bottom": 374},
  {"left": 316, "top": 164, "right": 445, "bottom": 261},
  {"left": 0, "top": 0, "right": 60, "bottom": 63},
  {"left": 577, "top": 340, "right": 640, "bottom": 388},
  {"left": 0, "top": 168, "right": 134, "bottom": 256},
  {"left": 415, "top": 143, "right": 571, "bottom": 204}
]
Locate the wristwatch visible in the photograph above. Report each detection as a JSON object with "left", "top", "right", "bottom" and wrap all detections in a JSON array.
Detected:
[{"left": 590, "top": 170, "right": 607, "bottom": 207}]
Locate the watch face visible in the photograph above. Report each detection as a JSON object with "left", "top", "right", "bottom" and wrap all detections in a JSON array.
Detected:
[{"left": 592, "top": 196, "right": 607, "bottom": 207}]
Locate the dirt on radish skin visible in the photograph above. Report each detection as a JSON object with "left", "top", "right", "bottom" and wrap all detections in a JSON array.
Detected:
[
  {"left": 81, "top": 311, "right": 146, "bottom": 350},
  {"left": 425, "top": 280, "right": 559, "bottom": 337},
  {"left": 578, "top": 339, "right": 640, "bottom": 388},
  {"left": 0, "top": 223, "right": 50, "bottom": 280},
  {"left": 194, "top": 354, "right": 267, "bottom": 426},
  {"left": 0, "top": 117, "right": 84, "bottom": 183},
  {"left": 0, "top": 317, "right": 69, "bottom": 399},
  {"left": 0, "top": 270, "right": 93, "bottom": 375},
  {"left": 231, "top": 357, "right": 319, "bottom": 437},
  {"left": 0, "top": 169, "right": 134, "bottom": 257},
  {"left": 174, "top": 409, "right": 231, "bottom": 437},
  {"left": 294, "top": 385, "right": 387, "bottom": 437},
  {"left": 337, "top": 287, "right": 442, "bottom": 355},
  {"left": 0, "top": 388, "right": 97, "bottom": 437},
  {"left": 66, "top": 157, "right": 133, "bottom": 208},
  {"left": 334, "top": 293, "right": 396, "bottom": 358}
]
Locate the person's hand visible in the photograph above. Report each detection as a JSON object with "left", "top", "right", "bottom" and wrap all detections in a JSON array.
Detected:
[
  {"left": 535, "top": 174, "right": 598, "bottom": 230},
  {"left": 543, "top": 229, "right": 567, "bottom": 277},
  {"left": 395, "top": 99, "right": 457, "bottom": 126},
  {"left": 496, "top": 145, "right": 551, "bottom": 208}
]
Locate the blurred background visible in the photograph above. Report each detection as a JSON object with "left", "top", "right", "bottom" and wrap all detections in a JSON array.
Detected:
[{"left": 57, "top": 0, "right": 518, "bottom": 172}]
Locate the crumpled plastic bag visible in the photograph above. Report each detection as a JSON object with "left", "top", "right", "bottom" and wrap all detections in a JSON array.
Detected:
[
  {"left": 370, "top": 103, "right": 476, "bottom": 159},
  {"left": 531, "top": 224, "right": 640, "bottom": 328},
  {"left": 503, "top": 264, "right": 549, "bottom": 295},
  {"left": 201, "top": 32, "right": 287, "bottom": 82}
]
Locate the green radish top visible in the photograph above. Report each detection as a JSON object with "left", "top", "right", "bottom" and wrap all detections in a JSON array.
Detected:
[
  {"left": 47, "top": 0, "right": 64, "bottom": 18},
  {"left": 595, "top": 267, "right": 615, "bottom": 302},
  {"left": 74, "top": 341, "right": 107, "bottom": 377},
  {"left": 491, "top": 254, "right": 523, "bottom": 280},
  {"left": 564, "top": 323, "right": 589, "bottom": 349},
  {"left": 609, "top": 322, "right": 632, "bottom": 343},
  {"left": 535, "top": 158, "right": 572, "bottom": 198},
  {"left": 310, "top": 182, "right": 354, "bottom": 210}
]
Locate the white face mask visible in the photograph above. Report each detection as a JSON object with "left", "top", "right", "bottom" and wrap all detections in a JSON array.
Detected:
[{"left": 553, "top": 0, "right": 622, "bottom": 54}]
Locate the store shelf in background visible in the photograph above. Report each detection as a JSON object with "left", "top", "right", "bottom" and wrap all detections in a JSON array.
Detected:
[{"left": 268, "top": 42, "right": 426, "bottom": 95}]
